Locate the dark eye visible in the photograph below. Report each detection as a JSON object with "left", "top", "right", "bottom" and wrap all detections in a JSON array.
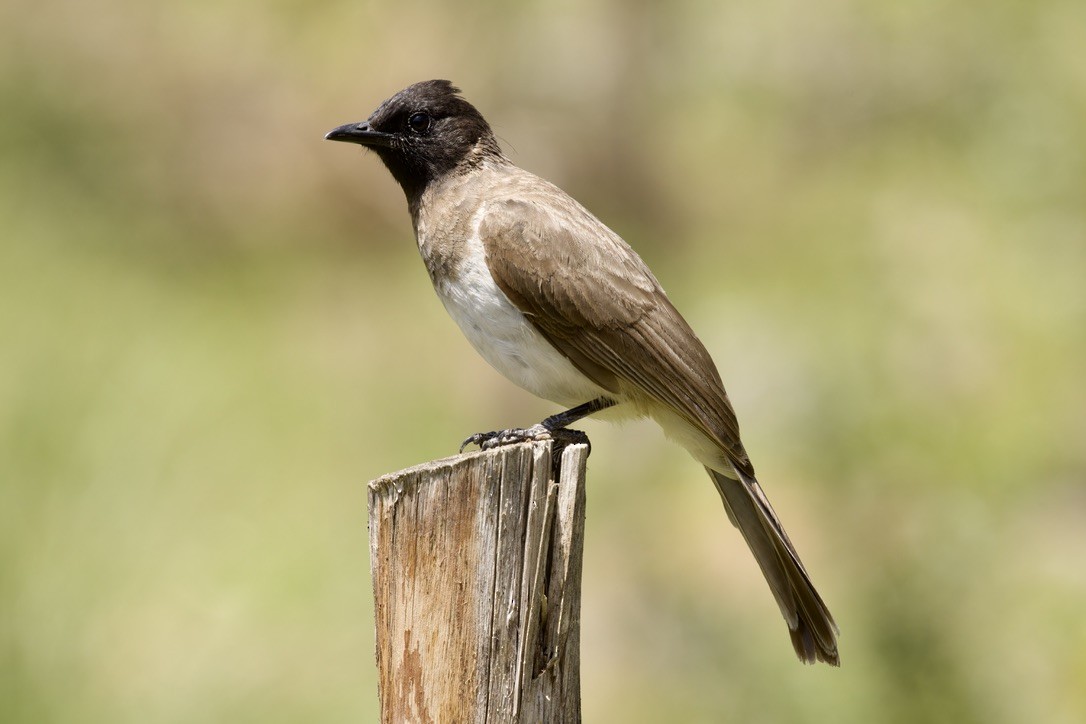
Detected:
[{"left": 407, "top": 112, "right": 431, "bottom": 133}]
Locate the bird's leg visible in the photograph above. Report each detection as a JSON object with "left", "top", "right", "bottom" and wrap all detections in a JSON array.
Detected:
[
  {"left": 539, "top": 397, "right": 616, "bottom": 429},
  {"left": 459, "top": 397, "right": 616, "bottom": 453}
]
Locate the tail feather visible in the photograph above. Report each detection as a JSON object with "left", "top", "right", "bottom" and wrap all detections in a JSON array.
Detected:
[{"left": 707, "top": 467, "right": 840, "bottom": 666}]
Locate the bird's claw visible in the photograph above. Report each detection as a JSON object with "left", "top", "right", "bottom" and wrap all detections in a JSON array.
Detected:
[
  {"left": 459, "top": 424, "right": 551, "bottom": 453},
  {"left": 459, "top": 425, "right": 590, "bottom": 454},
  {"left": 459, "top": 433, "right": 490, "bottom": 454}
]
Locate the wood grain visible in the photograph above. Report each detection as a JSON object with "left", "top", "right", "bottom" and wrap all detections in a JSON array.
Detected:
[{"left": 368, "top": 441, "right": 588, "bottom": 723}]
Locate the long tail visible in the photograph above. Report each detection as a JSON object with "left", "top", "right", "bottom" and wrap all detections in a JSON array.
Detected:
[{"left": 707, "top": 467, "right": 840, "bottom": 665}]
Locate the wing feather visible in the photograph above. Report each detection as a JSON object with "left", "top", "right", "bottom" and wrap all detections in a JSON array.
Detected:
[{"left": 477, "top": 190, "right": 753, "bottom": 476}]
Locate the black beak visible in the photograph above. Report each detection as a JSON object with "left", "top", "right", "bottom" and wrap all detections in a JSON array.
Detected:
[{"left": 324, "top": 121, "right": 394, "bottom": 148}]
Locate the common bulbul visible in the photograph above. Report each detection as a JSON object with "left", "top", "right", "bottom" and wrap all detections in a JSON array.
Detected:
[{"left": 326, "top": 80, "right": 839, "bottom": 665}]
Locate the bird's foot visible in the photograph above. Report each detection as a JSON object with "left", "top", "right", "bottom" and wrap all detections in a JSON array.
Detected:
[
  {"left": 459, "top": 425, "right": 590, "bottom": 454},
  {"left": 548, "top": 427, "right": 590, "bottom": 451},
  {"left": 460, "top": 424, "right": 550, "bottom": 453}
]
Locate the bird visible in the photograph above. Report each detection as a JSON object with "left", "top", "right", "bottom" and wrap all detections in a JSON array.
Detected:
[{"left": 326, "top": 80, "right": 839, "bottom": 666}]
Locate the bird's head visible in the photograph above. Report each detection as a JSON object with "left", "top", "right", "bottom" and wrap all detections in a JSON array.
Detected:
[{"left": 325, "top": 80, "right": 502, "bottom": 200}]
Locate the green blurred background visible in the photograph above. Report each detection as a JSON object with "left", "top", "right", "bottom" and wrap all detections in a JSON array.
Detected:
[{"left": 3, "top": 0, "right": 1085, "bottom": 721}]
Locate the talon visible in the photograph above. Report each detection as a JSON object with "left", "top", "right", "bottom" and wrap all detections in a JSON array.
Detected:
[
  {"left": 459, "top": 432, "right": 496, "bottom": 453},
  {"left": 549, "top": 427, "right": 591, "bottom": 454}
]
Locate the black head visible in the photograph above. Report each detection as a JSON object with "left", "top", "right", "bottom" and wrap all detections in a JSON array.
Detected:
[{"left": 325, "top": 80, "right": 503, "bottom": 201}]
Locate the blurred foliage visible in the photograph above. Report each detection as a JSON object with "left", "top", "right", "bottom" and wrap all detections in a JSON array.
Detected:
[{"left": 2, "top": 0, "right": 1085, "bottom": 721}]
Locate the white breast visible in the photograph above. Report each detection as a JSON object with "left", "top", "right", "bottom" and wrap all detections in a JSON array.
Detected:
[{"left": 426, "top": 207, "right": 607, "bottom": 407}]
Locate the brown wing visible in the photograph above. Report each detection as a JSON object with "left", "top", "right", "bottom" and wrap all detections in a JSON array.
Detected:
[{"left": 478, "top": 191, "right": 753, "bottom": 477}]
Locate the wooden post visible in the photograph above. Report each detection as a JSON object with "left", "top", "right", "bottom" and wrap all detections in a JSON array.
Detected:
[{"left": 367, "top": 440, "right": 589, "bottom": 724}]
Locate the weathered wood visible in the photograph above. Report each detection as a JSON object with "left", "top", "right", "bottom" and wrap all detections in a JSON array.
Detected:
[{"left": 368, "top": 440, "right": 588, "bottom": 724}]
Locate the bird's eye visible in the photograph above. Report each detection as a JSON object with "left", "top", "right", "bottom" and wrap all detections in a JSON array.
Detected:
[{"left": 407, "top": 112, "right": 431, "bottom": 134}]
